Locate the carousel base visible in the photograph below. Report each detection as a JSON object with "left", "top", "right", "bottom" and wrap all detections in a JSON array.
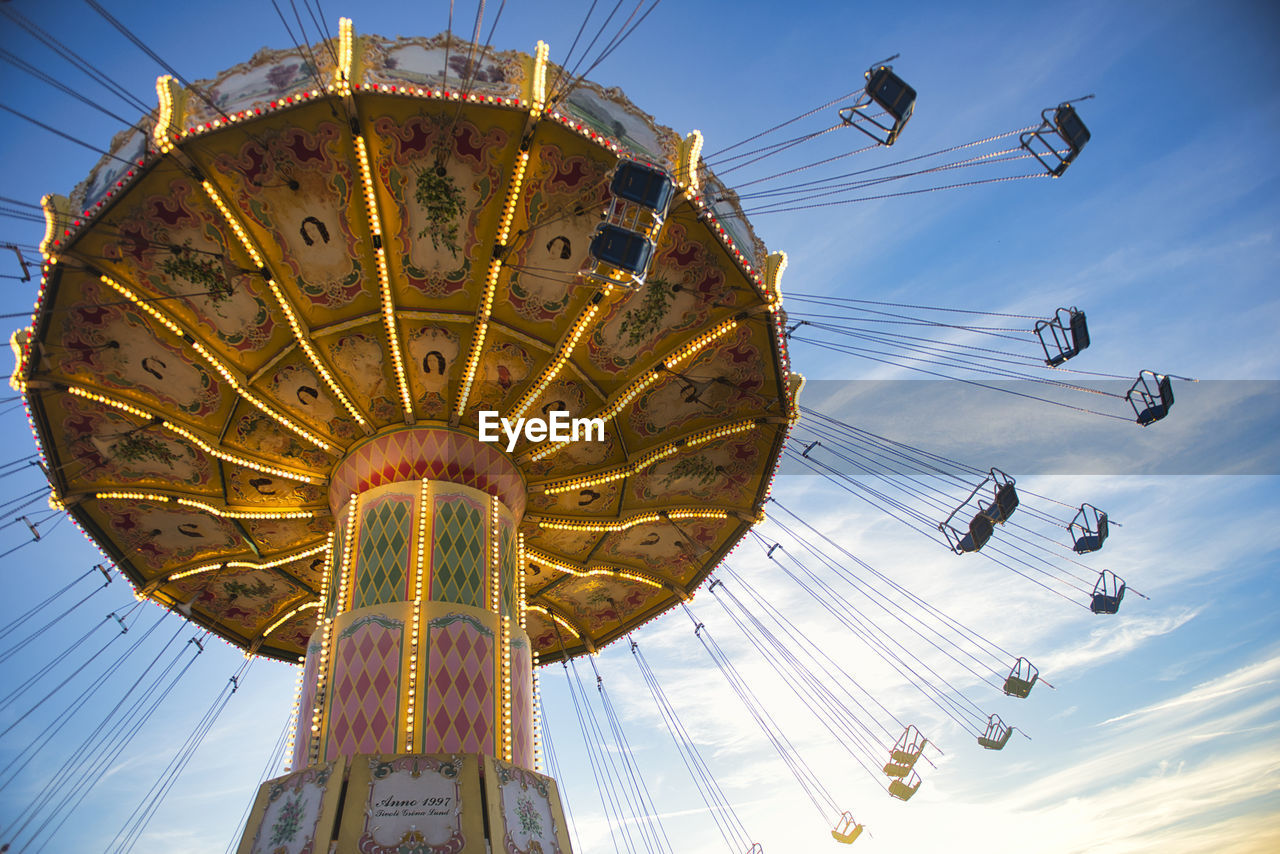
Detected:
[{"left": 237, "top": 752, "right": 573, "bottom": 854}]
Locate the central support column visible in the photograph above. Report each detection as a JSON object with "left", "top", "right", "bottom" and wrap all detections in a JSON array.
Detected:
[
  {"left": 239, "top": 429, "right": 574, "bottom": 854},
  {"left": 297, "top": 427, "right": 534, "bottom": 769}
]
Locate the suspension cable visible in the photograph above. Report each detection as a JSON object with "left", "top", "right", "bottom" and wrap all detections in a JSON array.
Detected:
[{"left": 629, "top": 637, "right": 754, "bottom": 853}]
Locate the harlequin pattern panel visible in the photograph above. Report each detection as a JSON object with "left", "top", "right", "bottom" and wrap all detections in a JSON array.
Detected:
[
  {"left": 432, "top": 494, "right": 486, "bottom": 609},
  {"left": 325, "top": 613, "right": 403, "bottom": 759},
  {"left": 510, "top": 633, "right": 532, "bottom": 768},
  {"left": 328, "top": 429, "right": 525, "bottom": 518},
  {"left": 353, "top": 496, "right": 412, "bottom": 609},
  {"left": 423, "top": 612, "right": 495, "bottom": 755}
]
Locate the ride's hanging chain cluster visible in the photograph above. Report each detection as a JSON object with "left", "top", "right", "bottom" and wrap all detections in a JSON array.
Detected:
[
  {"left": 787, "top": 408, "right": 1136, "bottom": 609},
  {"left": 629, "top": 637, "right": 758, "bottom": 854}
]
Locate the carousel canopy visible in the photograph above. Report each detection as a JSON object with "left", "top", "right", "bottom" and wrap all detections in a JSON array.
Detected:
[{"left": 12, "top": 23, "right": 798, "bottom": 663}]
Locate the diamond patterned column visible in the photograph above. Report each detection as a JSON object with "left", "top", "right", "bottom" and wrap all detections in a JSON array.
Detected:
[{"left": 299, "top": 427, "right": 530, "bottom": 769}]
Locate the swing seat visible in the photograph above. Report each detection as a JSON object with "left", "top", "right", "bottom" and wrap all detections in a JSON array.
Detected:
[
  {"left": 1003, "top": 675, "right": 1036, "bottom": 698},
  {"left": 831, "top": 816, "right": 863, "bottom": 844},
  {"left": 978, "top": 728, "right": 1014, "bottom": 750},
  {"left": 1021, "top": 103, "right": 1091, "bottom": 177},
  {"left": 883, "top": 760, "right": 913, "bottom": 778},
  {"left": 1055, "top": 104, "right": 1091, "bottom": 154},
  {"left": 866, "top": 67, "right": 916, "bottom": 127},
  {"left": 1090, "top": 570, "right": 1126, "bottom": 614},
  {"left": 1073, "top": 533, "right": 1104, "bottom": 553},
  {"left": 589, "top": 225, "right": 653, "bottom": 276},
  {"left": 1069, "top": 504, "right": 1109, "bottom": 553},
  {"left": 1038, "top": 308, "right": 1090, "bottom": 366},
  {"left": 1090, "top": 588, "right": 1125, "bottom": 614},
  {"left": 958, "top": 513, "right": 993, "bottom": 553},
  {"left": 840, "top": 64, "right": 917, "bottom": 146},
  {"left": 888, "top": 776, "right": 921, "bottom": 801},
  {"left": 981, "top": 483, "right": 1019, "bottom": 524},
  {"left": 611, "top": 160, "right": 674, "bottom": 211},
  {"left": 1128, "top": 372, "right": 1174, "bottom": 425},
  {"left": 1003, "top": 657, "right": 1039, "bottom": 698}
]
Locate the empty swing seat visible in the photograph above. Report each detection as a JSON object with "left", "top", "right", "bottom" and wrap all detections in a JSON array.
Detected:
[
  {"left": 883, "top": 760, "right": 913, "bottom": 777},
  {"left": 978, "top": 727, "right": 1014, "bottom": 751},
  {"left": 1055, "top": 104, "right": 1091, "bottom": 156},
  {"left": 982, "top": 483, "right": 1019, "bottom": 524},
  {"left": 978, "top": 716, "right": 1015, "bottom": 751},
  {"left": 1091, "top": 571, "right": 1126, "bottom": 614},
  {"left": 1069, "top": 504, "right": 1109, "bottom": 553},
  {"left": 1038, "top": 308, "right": 1090, "bottom": 366},
  {"left": 1003, "top": 675, "right": 1035, "bottom": 698},
  {"left": 611, "top": 160, "right": 675, "bottom": 211},
  {"left": 866, "top": 67, "right": 916, "bottom": 140},
  {"left": 958, "top": 513, "right": 994, "bottom": 553},
  {"left": 888, "top": 771, "right": 922, "bottom": 801},
  {"left": 1021, "top": 103, "right": 1092, "bottom": 177},
  {"left": 885, "top": 725, "right": 927, "bottom": 777},
  {"left": 1003, "top": 657, "right": 1039, "bottom": 698},
  {"left": 589, "top": 225, "right": 653, "bottom": 276},
  {"left": 840, "top": 64, "right": 917, "bottom": 146},
  {"left": 1133, "top": 375, "right": 1175, "bottom": 425},
  {"left": 1091, "top": 584, "right": 1126, "bottom": 614},
  {"left": 831, "top": 813, "right": 864, "bottom": 844},
  {"left": 1068, "top": 310, "right": 1090, "bottom": 354}
]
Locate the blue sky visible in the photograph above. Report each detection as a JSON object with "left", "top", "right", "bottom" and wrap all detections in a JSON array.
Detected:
[{"left": 1, "top": 1, "right": 1277, "bottom": 852}]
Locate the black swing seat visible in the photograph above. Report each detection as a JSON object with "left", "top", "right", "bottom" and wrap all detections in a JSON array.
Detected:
[
  {"left": 840, "top": 64, "right": 917, "bottom": 146},
  {"left": 1070, "top": 504, "right": 1109, "bottom": 553},
  {"left": 1090, "top": 570, "right": 1126, "bottom": 614},
  {"left": 1074, "top": 533, "right": 1105, "bottom": 553},
  {"left": 1021, "top": 103, "right": 1091, "bottom": 177},
  {"left": 1037, "top": 308, "right": 1090, "bottom": 366},
  {"left": 958, "top": 512, "right": 994, "bottom": 553},
  {"left": 1128, "top": 372, "right": 1175, "bottom": 425},
  {"left": 589, "top": 225, "right": 654, "bottom": 277},
  {"left": 611, "top": 160, "right": 675, "bottom": 212},
  {"left": 981, "top": 482, "right": 1019, "bottom": 525},
  {"left": 1091, "top": 586, "right": 1125, "bottom": 614},
  {"left": 867, "top": 67, "right": 916, "bottom": 124}
]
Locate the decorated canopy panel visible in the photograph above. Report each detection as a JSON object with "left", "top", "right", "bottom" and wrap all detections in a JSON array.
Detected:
[{"left": 14, "top": 26, "right": 796, "bottom": 663}]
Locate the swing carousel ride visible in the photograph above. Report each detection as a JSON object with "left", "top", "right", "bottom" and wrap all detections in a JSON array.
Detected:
[{"left": 0, "top": 7, "right": 1182, "bottom": 853}]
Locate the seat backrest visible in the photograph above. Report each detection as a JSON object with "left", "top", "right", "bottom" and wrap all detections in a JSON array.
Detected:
[
  {"left": 994, "top": 483, "right": 1019, "bottom": 521},
  {"left": 1069, "top": 310, "right": 1090, "bottom": 352},
  {"left": 1055, "top": 104, "right": 1091, "bottom": 152},
  {"left": 611, "top": 161, "right": 674, "bottom": 212},
  {"left": 967, "top": 513, "right": 994, "bottom": 550},
  {"left": 590, "top": 225, "right": 652, "bottom": 275},
  {"left": 867, "top": 67, "right": 916, "bottom": 122}
]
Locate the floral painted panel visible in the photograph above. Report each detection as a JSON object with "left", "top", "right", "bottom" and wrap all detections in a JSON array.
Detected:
[{"left": 246, "top": 761, "right": 339, "bottom": 854}]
